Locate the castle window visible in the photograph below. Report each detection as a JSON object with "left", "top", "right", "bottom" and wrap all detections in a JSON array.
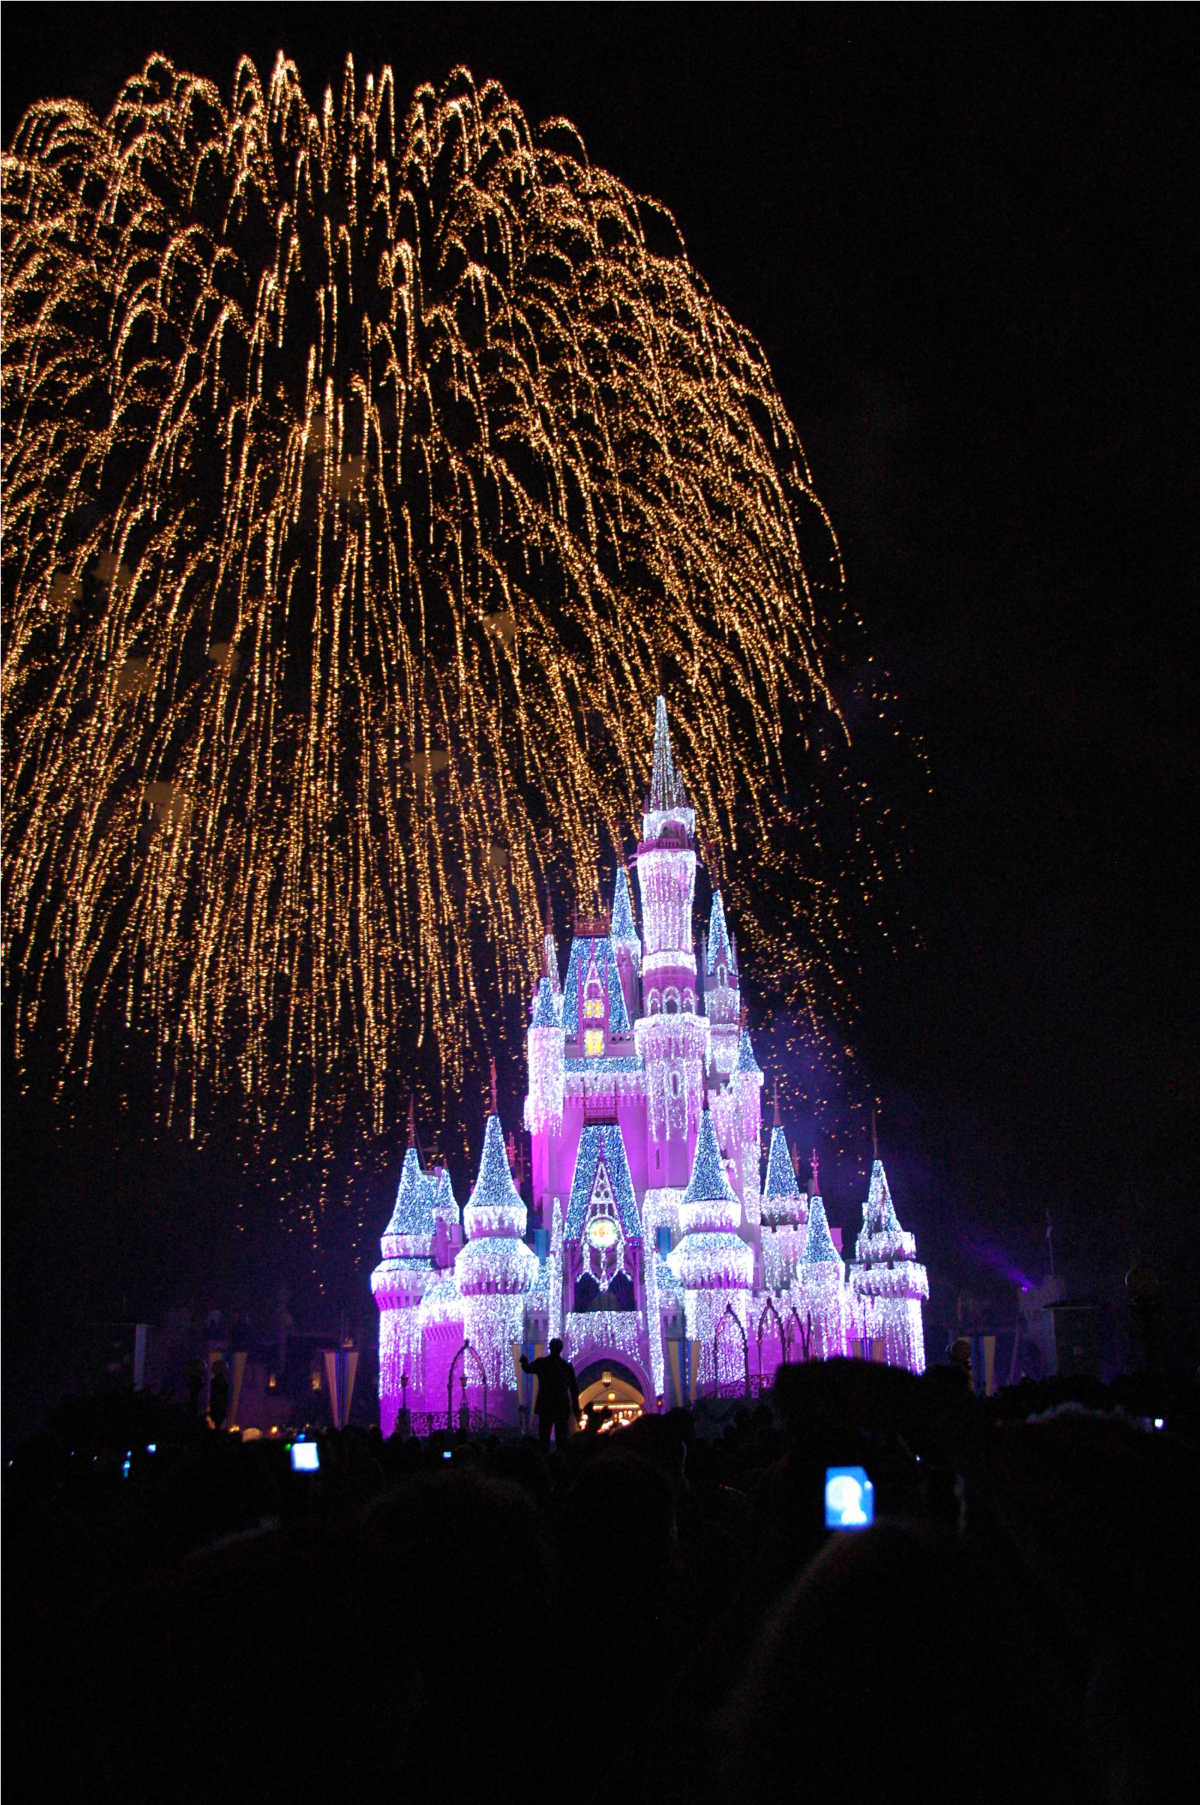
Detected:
[
  {"left": 584, "top": 1029, "right": 604, "bottom": 1056},
  {"left": 647, "top": 990, "right": 660, "bottom": 1015},
  {"left": 717, "top": 964, "right": 727, "bottom": 990},
  {"left": 664, "top": 987, "right": 680, "bottom": 1014},
  {"left": 683, "top": 989, "right": 695, "bottom": 1013},
  {"left": 669, "top": 1070, "right": 682, "bottom": 1099},
  {"left": 583, "top": 997, "right": 604, "bottom": 1019}
]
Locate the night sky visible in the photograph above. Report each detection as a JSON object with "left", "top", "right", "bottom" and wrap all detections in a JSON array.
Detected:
[{"left": 4, "top": 6, "right": 1197, "bottom": 1434}]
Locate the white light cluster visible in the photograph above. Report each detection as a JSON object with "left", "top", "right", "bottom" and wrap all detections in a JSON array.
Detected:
[
  {"left": 856, "top": 1228, "right": 919, "bottom": 1263},
  {"left": 686, "top": 1289, "right": 749, "bottom": 1388},
  {"left": 461, "top": 1296, "right": 526, "bottom": 1391},
  {"left": 643, "top": 1237, "right": 667, "bottom": 1398},
  {"left": 378, "top": 1311, "right": 423, "bottom": 1432},
  {"left": 678, "top": 1194, "right": 740, "bottom": 1233},
  {"left": 850, "top": 1262, "right": 930, "bottom": 1302},
  {"left": 563, "top": 1310, "right": 644, "bottom": 1368},
  {"left": 761, "top": 1225, "right": 806, "bottom": 1293},
  {"left": 525, "top": 1022, "right": 565, "bottom": 1134},
  {"left": 641, "top": 948, "right": 699, "bottom": 978},
  {"left": 454, "top": 1236, "right": 539, "bottom": 1295},
  {"left": 418, "top": 1276, "right": 465, "bottom": 1328},
  {"left": 462, "top": 1200, "right": 527, "bottom": 1239},
  {"left": 641, "top": 1188, "right": 683, "bottom": 1236},
  {"left": 874, "top": 1298, "right": 927, "bottom": 1373},
  {"left": 371, "top": 1259, "right": 434, "bottom": 1308},
  {"left": 637, "top": 1012, "right": 708, "bottom": 1144},
  {"left": 795, "top": 1262, "right": 848, "bottom": 1361},
  {"left": 740, "top": 1142, "right": 762, "bottom": 1228},
  {"left": 668, "top": 1231, "right": 754, "bottom": 1289}
]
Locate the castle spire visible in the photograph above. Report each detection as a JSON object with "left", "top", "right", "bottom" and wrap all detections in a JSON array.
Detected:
[
  {"left": 610, "top": 864, "right": 638, "bottom": 946},
  {"left": 773, "top": 1079, "right": 781, "bottom": 1128},
  {"left": 810, "top": 1147, "right": 821, "bottom": 1196},
  {"left": 706, "top": 890, "right": 733, "bottom": 974},
  {"left": 650, "top": 694, "right": 684, "bottom": 810},
  {"left": 489, "top": 1057, "right": 498, "bottom": 1117}
]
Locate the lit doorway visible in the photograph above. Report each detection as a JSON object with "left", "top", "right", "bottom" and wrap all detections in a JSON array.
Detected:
[{"left": 576, "top": 1360, "right": 644, "bottom": 1435}]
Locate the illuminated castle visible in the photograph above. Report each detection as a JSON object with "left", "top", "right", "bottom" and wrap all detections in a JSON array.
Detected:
[{"left": 373, "top": 700, "right": 927, "bottom": 1432}]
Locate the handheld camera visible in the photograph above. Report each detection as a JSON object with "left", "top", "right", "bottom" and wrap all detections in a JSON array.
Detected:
[{"left": 825, "top": 1465, "right": 874, "bottom": 1529}]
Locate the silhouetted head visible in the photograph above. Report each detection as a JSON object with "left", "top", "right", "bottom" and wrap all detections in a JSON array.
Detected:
[{"left": 549, "top": 1337, "right": 563, "bottom": 1356}]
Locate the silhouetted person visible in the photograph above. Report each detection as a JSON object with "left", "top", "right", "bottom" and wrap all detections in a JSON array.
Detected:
[{"left": 520, "top": 1338, "right": 579, "bottom": 1447}]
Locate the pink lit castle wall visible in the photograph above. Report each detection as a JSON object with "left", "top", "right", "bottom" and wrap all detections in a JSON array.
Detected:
[{"left": 373, "top": 700, "right": 928, "bottom": 1432}]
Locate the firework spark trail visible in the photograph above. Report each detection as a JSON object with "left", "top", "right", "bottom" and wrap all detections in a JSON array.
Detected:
[{"left": 3, "top": 52, "right": 888, "bottom": 1190}]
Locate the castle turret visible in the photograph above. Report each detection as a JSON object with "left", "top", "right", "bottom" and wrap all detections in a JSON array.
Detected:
[
  {"left": 610, "top": 864, "right": 642, "bottom": 1027},
  {"left": 372, "top": 1136, "right": 438, "bottom": 1434},
  {"left": 526, "top": 974, "right": 565, "bottom": 1199},
  {"left": 668, "top": 1105, "right": 753, "bottom": 1388},
  {"left": 729, "top": 1025, "right": 765, "bottom": 1229},
  {"left": 760, "top": 1087, "right": 808, "bottom": 1294},
  {"left": 542, "top": 895, "right": 561, "bottom": 998},
  {"left": 704, "top": 892, "right": 742, "bottom": 1074},
  {"left": 798, "top": 1159, "right": 848, "bottom": 1360},
  {"left": 635, "top": 697, "right": 709, "bottom": 1184},
  {"left": 455, "top": 1111, "right": 539, "bottom": 1407},
  {"left": 430, "top": 1164, "right": 463, "bottom": 1269},
  {"left": 849, "top": 1158, "right": 929, "bottom": 1373}
]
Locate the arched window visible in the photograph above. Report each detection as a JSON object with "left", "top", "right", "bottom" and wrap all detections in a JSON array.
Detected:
[
  {"left": 683, "top": 989, "right": 696, "bottom": 1014},
  {"left": 647, "top": 989, "right": 661, "bottom": 1015},
  {"left": 717, "top": 964, "right": 727, "bottom": 990},
  {"left": 664, "top": 987, "right": 680, "bottom": 1015},
  {"left": 669, "top": 1069, "right": 682, "bottom": 1100}
]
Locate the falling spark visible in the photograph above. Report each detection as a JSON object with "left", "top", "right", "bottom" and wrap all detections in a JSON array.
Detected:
[{"left": 2, "top": 53, "right": 895, "bottom": 1203}]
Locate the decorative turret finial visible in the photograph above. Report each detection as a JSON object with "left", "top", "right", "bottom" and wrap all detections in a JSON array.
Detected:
[
  {"left": 489, "top": 1057, "right": 498, "bottom": 1117},
  {"left": 872, "top": 1106, "right": 879, "bottom": 1161},
  {"left": 810, "top": 1147, "right": 821, "bottom": 1196},
  {"left": 773, "top": 1079, "right": 781, "bottom": 1128},
  {"left": 406, "top": 1094, "right": 417, "bottom": 1149}
]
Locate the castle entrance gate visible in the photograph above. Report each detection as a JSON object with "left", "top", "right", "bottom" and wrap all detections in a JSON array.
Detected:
[{"left": 575, "top": 1358, "right": 644, "bottom": 1433}]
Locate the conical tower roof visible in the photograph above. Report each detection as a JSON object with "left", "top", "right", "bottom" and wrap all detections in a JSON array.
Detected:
[
  {"left": 610, "top": 865, "right": 639, "bottom": 946},
  {"left": 803, "top": 1195, "right": 840, "bottom": 1265},
  {"left": 681, "top": 1108, "right": 738, "bottom": 1207},
  {"left": 464, "top": 1113, "right": 525, "bottom": 1229},
  {"left": 863, "top": 1158, "right": 903, "bottom": 1237},
  {"left": 431, "top": 1166, "right": 459, "bottom": 1218},
  {"left": 531, "top": 975, "right": 559, "bottom": 1028},
  {"left": 734, "top": 1028, "right": 762, "bottom": 1075},
  {"left": 383, "top": 1146, "right": 436, "bottom": 1239},
  {"left": 763, "top": 1124, "right": 800, "bottom": 1202},
  {"left": 706, "top": 890, "right": 733, "bottom": 973}
]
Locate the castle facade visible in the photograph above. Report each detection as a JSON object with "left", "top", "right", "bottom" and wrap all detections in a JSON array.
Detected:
[{"left": 373, "top": 700, "right": 928, "bottom": 1432}]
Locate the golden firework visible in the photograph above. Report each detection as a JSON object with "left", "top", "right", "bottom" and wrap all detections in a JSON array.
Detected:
[{"left": 3, "top": 52, "right": 874, "bottom": 1166}]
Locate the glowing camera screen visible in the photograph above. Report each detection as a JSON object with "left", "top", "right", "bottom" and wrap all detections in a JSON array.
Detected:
[{"left": 825, "top": 1466, "right": 874, "bottom": 1529}]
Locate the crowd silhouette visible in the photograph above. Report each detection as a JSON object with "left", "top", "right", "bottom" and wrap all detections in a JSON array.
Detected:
[{"left": 6, "top": 1360, "right": 1197, "bottom": 1803}]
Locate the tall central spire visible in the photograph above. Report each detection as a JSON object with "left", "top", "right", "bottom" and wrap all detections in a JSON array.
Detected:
[{"left": 650, "top": 694, "right": 685, "bottom": 810}]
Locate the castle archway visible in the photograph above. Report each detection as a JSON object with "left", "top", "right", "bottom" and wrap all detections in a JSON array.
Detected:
[{"left": 574, "top": 1355, "right": 648, "bottom": 1432}]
